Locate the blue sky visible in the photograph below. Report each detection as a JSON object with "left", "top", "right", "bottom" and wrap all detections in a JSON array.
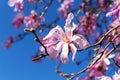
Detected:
[{"left": 0, "top": 1, "right": 85, "bottom": 80}]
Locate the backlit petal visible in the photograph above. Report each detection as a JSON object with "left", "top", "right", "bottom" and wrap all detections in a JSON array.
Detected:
[
  {"left": 69, "top": 43, "right": 77, "bottom": 62},
  {"left": 43, "top": 25, "right": 65, "bottom": 40},
  {"left": 47, "top": 46, "right": 60, "bottom": 60},
  {"left": 72, "top": 34, "right": 89, "bottom": 49},
  {"left": 60, "top": 43, "right": 69, "bottom": 64}
]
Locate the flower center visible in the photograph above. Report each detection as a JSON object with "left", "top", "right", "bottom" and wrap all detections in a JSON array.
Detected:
[{"left": 63, "top": 36, "right": 71, "bottom": 43}]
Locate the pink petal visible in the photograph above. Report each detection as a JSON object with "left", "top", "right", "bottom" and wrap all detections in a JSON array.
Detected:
[
  {"left": 60, "top": 43, "right": 69, "bottom": 64},
  {"left": 64, "top": 13, "right": 74, "bottom": 37},
  {"left": 8, "top": 0, "right": 23, "bottom": 6},
  {"left": 72, "top": 34, "right": 89, "bottom": 49},
  {"left": 65, "top": 13, "right": 74, "bottom": 26},
  {"left": 56, "top": 41, "right": 64, "bottom": 50},
  {"left": 111, "top": 19, "right": 120, "bottom": 27},
  {"left": 8, "top": 0, "right": 16, "bottom": 6},
  {"left": 69, "top": 43, "right": 77, "bottom": 62},
  {"left": 71, "top": 22, "right": 77, "bottom": 32},
  {"left": 104, "top": 58, "right": 110, "bottom": 65},
  {"left": 47, "top": 46, "right": 59, "bottom": 60},
  {"left": 43, "top": 25, "right": 65, "bottom": 40}
]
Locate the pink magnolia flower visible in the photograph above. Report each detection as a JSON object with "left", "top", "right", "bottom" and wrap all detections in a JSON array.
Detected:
[
  {"left": 85, "top": 49, "right": 115, "bottom": 79},
  {"left": 58, "top": 0, "right": 74, "bottom": 18},
  {"left": 12, "top": 13, "right": 24, "bottom": 29},
  {"left": 93, "top": 49, "right": 115, "bottom": 68},
  {"left": 40, "top": 13, "right": 89, "bottom": 64},
  {"left": 8, "top": 0, "right": 23, "bottom": 12},
  {"left": 24, "top": 10, "right": 45, "bottom": 30},
  {"left": 78, "top": 13, "right": 97, "bottom": 35}
]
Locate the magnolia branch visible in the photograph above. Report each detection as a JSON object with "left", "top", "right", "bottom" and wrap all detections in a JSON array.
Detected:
[
  {"left": 55, "top": 25, "right": 120, "bottom": 80},
  {"left": 24, "top": 28, "right": 49, "bottom": 61}
]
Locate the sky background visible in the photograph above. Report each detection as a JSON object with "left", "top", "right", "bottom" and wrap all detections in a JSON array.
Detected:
[{"left": 0, "top": 0, "right": 87, "bottom": 80}]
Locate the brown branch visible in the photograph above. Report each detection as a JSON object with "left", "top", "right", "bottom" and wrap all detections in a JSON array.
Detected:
[
  {"left": 24, "top": 28, "right": 49, "bottom": 56},
  {"left": 40, "top": 0, "right": 54, "bottom": 17},
  {"left": 112, "top": 58, "right": 120, "bottom": 68}
]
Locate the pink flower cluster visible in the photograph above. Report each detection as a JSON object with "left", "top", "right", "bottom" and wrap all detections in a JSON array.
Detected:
[
  {"left": 85, "top": 52, "right": 115, "bottom": 79},
  {"left": 40, "top": 13, "right": 89, "bottom": 64},
  {"left": 8, "top": 0, "right": 23, "bottom": 12},
  {"left": 12, "top": 13, "right": 24, "bottom": 29},
  {"left": 78, "top": 13, "right": 97, "bottom": 35},
  {"left": 58, "top": 0, "right": 74, "bottom": 18},
  {"left": 24, "top": 10, "right": 45, "bottom": 30}
]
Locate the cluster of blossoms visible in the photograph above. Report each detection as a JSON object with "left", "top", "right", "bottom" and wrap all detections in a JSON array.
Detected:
[
  {"left": 58, "top": 0, "right": 74, "bottom": 18},
  {"left": 8, "top": 0, "right": 23, "bottom": 12},
  {"left": 24, "top": 10, "right": 45, "bottom": 30},
  {"left": 78, "top": 13, "right": 97, "bottom": 35},
  {"left": 76, "top": 49, "right": 115, "bottom": 80},
  {"left": 40, "top": 13, "right": 89, "bottom": 63}
]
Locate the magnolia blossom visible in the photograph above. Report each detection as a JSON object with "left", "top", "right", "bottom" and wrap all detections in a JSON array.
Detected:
[
  {"left": 24, "top": 10, "right": 45, "bottom": 30},
  {"left": 12, "top": 13, "right": 24, "bottom": 29},
  {"left": 41, "top": 13, "right": 89, "bottom": 64},
  {"left": 8, "top": 0, "right": 23, "bottom": 12},
  {"left": 106, "top": 0, "right": 120, "bottom": 20},
  {"left": 93, "top": 51, "right": 115, "bottom": 68},
  {"left": 85, "top": 49, "right": 115, "bottom": 79},
  {"left": 58, "top": 0, "right": 74, "bottom": 18},
  {"left": 78, "top": 13, "right": 97, "bottom": 35}
]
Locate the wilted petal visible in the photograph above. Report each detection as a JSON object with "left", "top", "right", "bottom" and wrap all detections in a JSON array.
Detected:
[
  {"left": 69, "top": 43, "right": 77, "bottom": 62},
  {"left": 43, "top": 25, "right": 65, "bottom": 40},
  {"left": 60, "top": 43, "right": 69, "bottom": 64}
]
